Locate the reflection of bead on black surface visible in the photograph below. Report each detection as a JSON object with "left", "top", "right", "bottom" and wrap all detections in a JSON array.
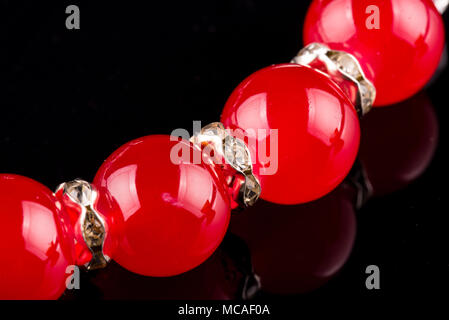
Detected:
[
  {"left": 359, "top": 92, "right": 438, "bottom": 196},
  {"left": 61, "top": 231, "right": 260, "bottom": 300},
  {"left": 220, "top": 234, "right": 261, "bottom": 300},
  {"left": 229, "top": 184, "right": 357, "bottom": 295}
]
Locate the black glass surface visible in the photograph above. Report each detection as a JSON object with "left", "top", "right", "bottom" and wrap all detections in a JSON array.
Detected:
[{"left": 1, "top": 0, "right": 448, "bottom": 304}]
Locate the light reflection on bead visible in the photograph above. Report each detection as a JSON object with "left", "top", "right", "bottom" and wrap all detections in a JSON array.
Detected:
[
  {"left": 94, "top": 135, "right": 232, "bottom": 277},
  {"left": 221, "top": 64, "right": 360, "bottom": 205},
  {"left": 304, "top": 0, "right": 445, "bottom": 106},
  {"left": 0, "top": 174, "right": 74, "bottom": 299}
]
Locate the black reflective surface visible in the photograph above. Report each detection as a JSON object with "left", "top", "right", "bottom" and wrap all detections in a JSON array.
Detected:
[{"left": 1, "top": 0, "right": 449, "bottom": 301}]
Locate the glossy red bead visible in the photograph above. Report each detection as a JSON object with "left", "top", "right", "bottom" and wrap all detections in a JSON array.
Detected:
[
  {"left": 304, "top": 0, "right": 445, "bottom": 106},
  {"left": 0, "top": 174, "right": 74, "bottom": 300},
  {"left": 94, "top": 135, "right": 231, "bottom": 277},
  {"left": 221, "top": 64, "right": 360, "bottom": 205}
]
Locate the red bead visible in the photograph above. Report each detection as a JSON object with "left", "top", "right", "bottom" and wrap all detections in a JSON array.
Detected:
[
  {"left": 0, "top": 174, "right": 74, "bottom": 300},
  {"left": 304, "top": 0, "right": 445, "bottom": 106},
  {"left": 94, "top": 135, "right": 231, "bottom": 277},
  {"left": 221, "top": 64, "right": 360, "bottom": 205}
]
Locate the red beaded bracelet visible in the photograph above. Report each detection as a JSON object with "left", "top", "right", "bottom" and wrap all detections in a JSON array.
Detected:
[{"left": 0, "top": 0, "right": 446, "bottom": 299}]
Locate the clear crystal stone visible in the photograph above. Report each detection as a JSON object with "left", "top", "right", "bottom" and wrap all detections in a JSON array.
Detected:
[
  {"left": 191, "top": 122, "right": 261, "bottom": 207},
  {"left": 291, "top": 42, "right": 376, "bottom": 116},
  {"left": 291, "top": 42, "right": 329, "bottom": 65},
  {"left": 223, "top": 135, "right": 251, "bottom": 173},
  {"left": 332, "top": 54, "right": 359, "bottom": 78},
  {"left": 242, "top": 175, "right": 261, "bottom": 206},
  {"left": 64, "top": 179, "right": 93, "bottom": 206},
  {"left": 191, "top": 122, "right": 226, "bottom": 149},
  {"left": 200, "top": 122, "right": 226, "bottom": 140}
]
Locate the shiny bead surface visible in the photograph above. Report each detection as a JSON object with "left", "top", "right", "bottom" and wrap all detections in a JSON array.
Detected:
[
  {"left": 304, "top": 0, "right": 445, "bottom": 106},
  {"left": 0, "top": 174, "right": 74, "bottom": 300},
  {"left": 221, "top": 64, "right": 360, "bottom": 204},
  {"left": 94, "top": 135, "right": 232, "bottom": 277}
]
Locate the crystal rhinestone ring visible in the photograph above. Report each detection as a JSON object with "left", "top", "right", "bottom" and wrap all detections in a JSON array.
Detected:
[
  {"left": 55, "top": 179, "right": 110, "bottom": 270},
  {"left": 190, "top": 122, "right": 261, "bottom": 207},
  {"left": 291, "top": 42, "right": 376, "bottom": 117}
]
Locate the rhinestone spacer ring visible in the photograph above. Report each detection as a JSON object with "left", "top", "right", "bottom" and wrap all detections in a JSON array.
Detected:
[
  {"left": 291, "top": 42, "right": 376, "bottom": 117},
  {"left": 55, "top": 179, "right": 110, "bottom": 270},
  {"left": 190, "top": 122, "right": 261, "bottom": 207}
]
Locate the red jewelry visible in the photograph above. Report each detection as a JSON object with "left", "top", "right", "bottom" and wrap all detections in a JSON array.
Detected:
[
  {"left": 304, "top": 0, "right": 445, "bottom": 106},
  {"left": 0, "top": 0, "right": 446, "bottom": 299},
  {"left": 0, "top": 175, "right": 74, "bottom": 300},
  {"left": 221, "top": 64, "right": 360, "bottom": 204},
  {"left": 93, "top": 135, "right": 231, "bottom": 277}
]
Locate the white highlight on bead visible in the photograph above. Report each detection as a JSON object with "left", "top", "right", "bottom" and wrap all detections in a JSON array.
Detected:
[{"left": 434, "top": 0, "right": 449, "bottom": 14}]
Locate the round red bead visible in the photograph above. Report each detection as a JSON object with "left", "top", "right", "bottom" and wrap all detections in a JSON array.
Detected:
[
  {"left": 304, "top": 0, "right": 445, "bottom": 106},
  {"left": 0, "top": 174, "right": 74, "bottom": 300},
  {"left": 94, "top": 135, "right": 231, "bottom": 277},
  {"left": 221, "top": 64, "right": 360, "bottom": 205}
]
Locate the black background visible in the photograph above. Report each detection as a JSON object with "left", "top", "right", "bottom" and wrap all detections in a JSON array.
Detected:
[{"left": 1, "top": 0, "right": 449, "bottom": 305}]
